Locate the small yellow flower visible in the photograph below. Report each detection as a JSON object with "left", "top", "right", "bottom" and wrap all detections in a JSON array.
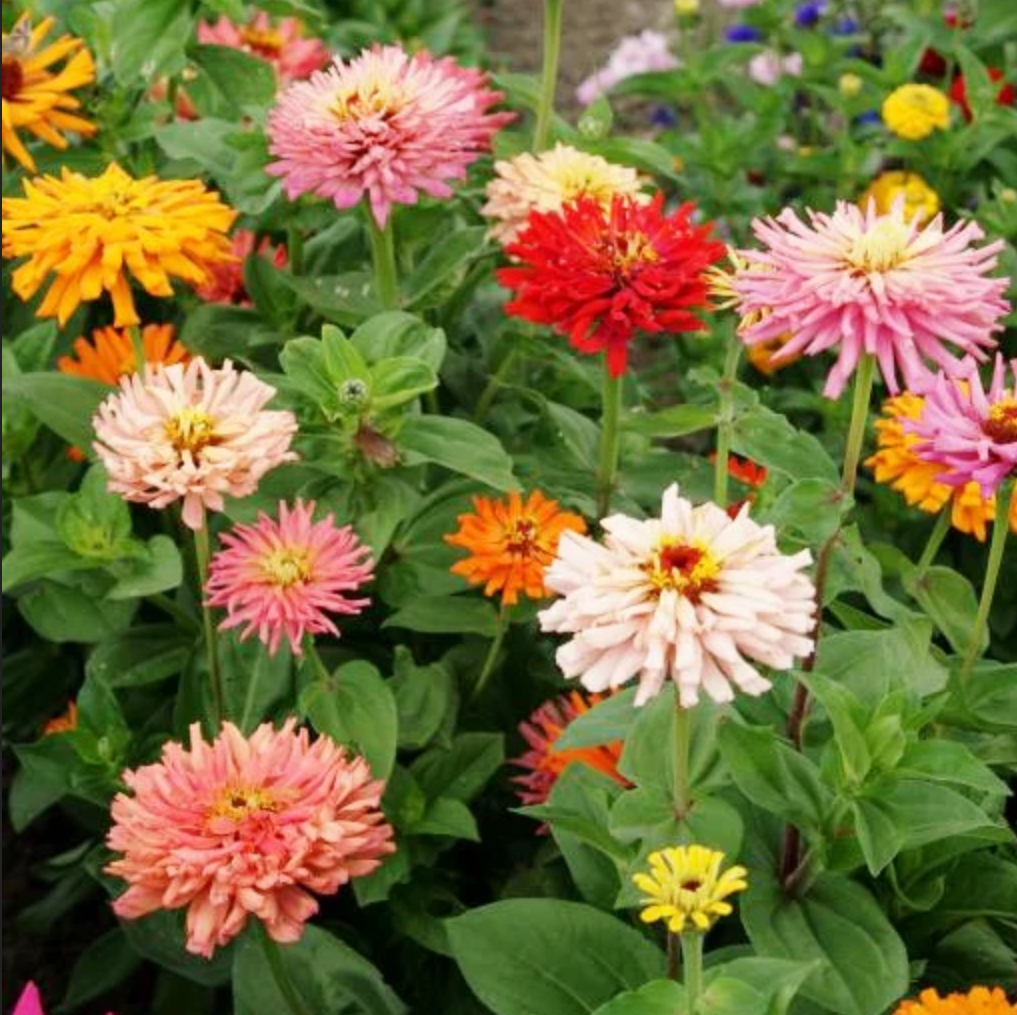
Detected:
[
  {"left": 859, "top": 170, "right": 941, "bottom": 224},
  {"left": 674, "top": 0, "right": 700, "bottom": 15},
  {"left": 881, "top": 83, "right": 950, "bottom": 141},
  {"left": 893, "top": 986, "right": 1015, "bottom": 1015},
  {"left": 1000, "top": 188, "right": 1016, "bottom": 204},
  {"left": 838, "top": 72, "right": 863, "bottom": 97},
  {"left": 633, "top": 845, "right": 747, "bottom": 934},
  {"left": 746, "top": 331, "right": 800, "bottom": 375}
]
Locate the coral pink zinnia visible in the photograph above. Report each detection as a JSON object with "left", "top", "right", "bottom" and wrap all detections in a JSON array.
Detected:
[
  {"left": 194, "top": 229, "right": 287, "bottom": 306},
  {"left": 538, "top": 484, "right": 816, "bottom": 706},
  {"left": 198, "top": 12, "right": 329, "bottom": 84},
  {"left": 498, "top": 194, "right": 724, "bottom": 376},
  {"left": 106, "top": 719, "right": 394, "bottom": 958},
  {"left": 728, "top": 200, "right": 1010, "bottom": 398},
  {"left": 909, "top": 356, "right": 1017, "bottom": 497},
  {"left": 266, "top": 44, "right": 512, "bottom": 227},
  {"left": 206, "top": 499, "right": 374, "bottom": 655},
  {"left": 92, "top": 358, "right": 298, "bottom": 530}
]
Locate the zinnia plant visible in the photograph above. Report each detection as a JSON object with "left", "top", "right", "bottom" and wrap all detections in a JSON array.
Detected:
[
  {"left": 56, "top": 324, "right": 190, "bottom": 385},
  {"left": 198, "top": 12, "right": 329, "bottom": 84}
]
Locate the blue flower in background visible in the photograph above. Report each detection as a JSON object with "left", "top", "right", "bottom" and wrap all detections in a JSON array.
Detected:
[
  {"left": 831, "top": 16, "right": 859, "bottom": 35},
  {"left": 794, "top": 1, "right": 826, "bottom": 28},
  {"left": 650, "top": 105, "right": 678, "bottom": 128},
  {"left": 854, "top": 110, "right": 881, "bottom": 126},
  {"left": 724, "top": 24, "right": 764, "bottom": 43}
]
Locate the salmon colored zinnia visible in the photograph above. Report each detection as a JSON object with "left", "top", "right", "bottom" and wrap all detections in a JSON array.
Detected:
[
  {"left": 106, "top": 719, "right": 394, "bottom": 958},
  {"left": 445, "top": 490, "right": 587, "bottom": 606},
  {"left": 893, "top": 986, "right": 1015, "bottom": 1015},
  {"left": 1, "top": 163, "right": 237, "bottom": 327},
  {"left": 193, "top": 229, "right": 287, "bottom": 306},
  {"left": 198, "top": 12, "right": 330, "bottom": 84},
  {"left": 42, "top": 700, "right": 78, "bottom": 736},
  {"left": 1, "top": 15, "right": 97, "bottom": 172},
  {"left": 206, "top": 499, "right": 375, "bottom": 655}
]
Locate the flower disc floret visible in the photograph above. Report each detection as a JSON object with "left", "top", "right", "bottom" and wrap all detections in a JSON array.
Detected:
[
  {"left": 498, "top": 194, "right": 724, "bottom": 377},
  {"left": 882, "top": 83, "right": 951, "bottom": 140},
  {"left": 728, "top": 200, "right": 1009, "bottom": 398},
  {"left": 92, "top": 358, "right": 297, "bottom": 530},
  {"left": 1, "top": 163, "right": 237, "bottom": 326},
  {"left": 538, "top": 484, "right": 816, "bottom": 706},
  {"left": 633, "top": 845, "right": 748, "bottom": 933},
  {"left": 267, "top": 44, "right": 512, "bottom": 227},
  {"left": 105, "top": 720, "right": 394, "bottom": 958}
]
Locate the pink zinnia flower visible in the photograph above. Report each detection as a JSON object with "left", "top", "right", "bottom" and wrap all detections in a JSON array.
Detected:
[
  {"left": 198, "top": 12, "right": 330, "bottom": 84},
  {"left": 206, "top": 499, "right": 374, "bottom": 655},
  {"left": 729, "top": 201, "right": 1010, "bottom": 398},
  {"left": 266, "top": 45, "right": 513, "bottom": 227},
  {"left": 106, "top": 719, "right": 394, "bottom": 959},
  {"left": 194, "top": 229, "right": 287, "bottom": 306},
  {"left": 12, "top": 982, "right": 115, "bottom": 1015},
  {"left": 92, "top": 358, "right": 298, "bottom": 531},
  {"left": 748, "top": 50, "right": 803, "bottom": 86},
  {"left": 576, "top": 30, "right": 678, "bottom": 106},
  {"left": 909, "top": 356, "right": 1017, "bottom": 497},
  {"left": 538, "top": 484, "right": 816, "bottom": 707}
]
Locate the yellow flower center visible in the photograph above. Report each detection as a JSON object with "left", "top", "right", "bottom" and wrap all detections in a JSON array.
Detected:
[
  {"left": 239, "top": 24, "right": 285, "bottom": 57},
  {"left": 646, "top": 539, "right": 721, "bottom": 601},
  {"left": 330, "top": 81, "right": 405, "bottom": 123},
  {"left": 164, "top": 406, "right": 217, "bottom": 454},
  {"left": 260, "top": 546, "right": 313, "bottom": 587},
  {"left": 2, "top": 56, "right": 24, "bottom": 101},
  {"left": 609, "top": 232, "right": 658, "bottom": 274},
  {"left": 209, "top": 786, "right": 277, "bottom": 822},
  {"left": 505, "top": 517, "right": 537, "bottom": 554},
  {"left": 984, "top": 399, "right": 1017, "bottom": 444},
  {"left": 846, "top": 218, "right": 912, "bottom": 273}
]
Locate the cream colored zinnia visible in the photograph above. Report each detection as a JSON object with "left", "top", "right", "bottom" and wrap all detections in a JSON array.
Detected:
[{"left": 482, "top": 143, "right": 645, "bottom": 244}]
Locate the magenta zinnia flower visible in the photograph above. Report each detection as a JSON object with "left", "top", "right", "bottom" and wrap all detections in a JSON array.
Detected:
[
  {"left": 106, "top": 719, "right": 394, "bottom": 958},
  {"left": 729, "top": 201, "right": 1010, "bottom": 398},
  {"left": 206, "top": 499, "right": 374, "bottom": 655},
  {"left": 92, "top": 358, "right": 298, "bottom": 530},
  {"left": 909, "top": 356, "right": 1017, "bottom": 496},
  {"left": 266, "top": 44, "right": 513, "bottom": 227}
]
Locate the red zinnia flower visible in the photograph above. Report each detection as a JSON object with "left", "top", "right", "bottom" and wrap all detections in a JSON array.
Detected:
[
  {"left": 498, "top": 194, "right": 724, "bottom": 376},
  {"left": 949, "top": 67, "right": 1015, "bottom": 121}
]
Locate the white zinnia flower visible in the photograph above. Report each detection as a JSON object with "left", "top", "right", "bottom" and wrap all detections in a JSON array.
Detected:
[{"left": 538, "top": 484, "right": 816, "bottom": 706}]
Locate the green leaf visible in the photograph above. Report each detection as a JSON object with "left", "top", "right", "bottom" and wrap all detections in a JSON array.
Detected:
[
  {"left": 1, "top": 542, "right": 97, "bottom": 593},
  {"left": 9, "top": 741, "right": 72, "bottom": 830},
  {"left": 798, "top": 672, "right": 871, "bottom": 788},
  {"left": 17, "top": 579, "right": 137, "bottom": 643},
  {"left": 905, "top": 565, "right": 985, "bottom": 656},
  {"left": 391, "top": 647, "right": 457, "bottom": 750},
  {"left": 590, "top": 981, "right": 684, "bottom": 1015},
  {"left": 399, "top": 415, "right": 517, "bottom": 491},
  {"left": 281, "top": 272, "right": 382, "bottom": 326},
  {"left": 581, "top": 138, "right": 681, "bottom": 180},
  {"left": 410, "top": 797, "right": 479, "bottom": 840},
  {"left": 120, "top": 910, "right": 233, "bottom": 986},
  {"left": 233, "top": 925, "right": 406, "bottom": 1015},
  {"left": 895, "top": 739, "right": 1009, "bottom": 795},
  {"left": 704, "top": 957, "right": 819, "bottom": 1015},
  {"left": 851, "top": 797, "right": 905, "bottom": 875},
  {"left": 106, "top": 535, "right": 184, "bottom": 599},
  {"left": 383, "top": 595, "right": 500, "bottom": 636},
  {"left": 624, "top": 404, "right": 720, "bottom": 438},
  {"left": 349, "top": 312, "right": 447, "bottom": 371},
  {"left": 741, "top": 873, "right": 908, "bottom": 1015},
  {"left": 404, "top": 226, "right": 489, "bottom": 307},
  {"left": 766, "top": 479, "right": 847, "bottom": 545},
  {"left": 1, "top": 372, "right": 108, "bottom": 450},
  {"left": 57, "top": 465, "right": 135, "bottom": 561},
  {"left": 554, "top": 687, "right": 638, "bottom": 750},
  {"left": 411, "top": 732, "right": 504, "bottom": 802},
  {"left": 370, "top": 357, "right": 439, "bottom": 412},
  {"left": 299, "top": 661, "right": 398, "bottom": 780},
  {"left": 447, "top": 899, "right": 665, "bottom": 1015},
  {"left": 87, "top": 624, "right": 194, "bottom": 687},
  {"left": 111, "top": 0, "right": 193, "bottom": 84},
  {"left": 730, "top": 405, "right": 839, "bottom": 483},
  {"left": 221, "top": 634, "right": 293, "bottom": 734},
  {"left": 60, "top": 928, "right": 142, "bottom": 1011},
  {"left": 179, "top": 303, "right": 282, "bottom": 360},
  {"left": 321, "top": 324, "right": 370, "bottom": 383},
  {"left": 190, "top": 44, "right": 277, "bottom": 115}
]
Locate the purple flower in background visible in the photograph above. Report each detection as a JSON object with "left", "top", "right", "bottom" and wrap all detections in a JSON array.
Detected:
[
  {"left": 855, "top": 110, "right": 881, "bottom": 125},
  {"left": 650, "top": 105, "right": 678, "bottom": 128},
  {"left": 717, "top": 0, "right": 764, "bottom": 7},
  {"left": 831, "top": 16, "right": 859, "bottom": 34},
  {"left": 725, "top": 24, "right": 764, "bottom": 43},
  {"left": 794, "top": 1, "right": 826, "bottom": 28},
  {"left": 576, "top": 30, "right": 678, "bottom": 106}
]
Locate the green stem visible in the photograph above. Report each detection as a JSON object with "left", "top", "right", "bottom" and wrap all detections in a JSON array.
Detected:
[
  {"left": 672, "top": 690, "right": 692, "bottom": 818},
  {"left": 962, "top": 478, "right": 1015, "bottom": 675},
  {"left": 595, "top": 364, "right": 624, "bottom": 518},
  {"left": 471, "top": 603, "right": 509, "bottom": 703},
  {"left": 366, "top": 209, "right": 399, "bottom": 310},
  {"left": 840, "top": 353, "right": 876, "bottom": 497},
  {"left": 127, "top": 324, "right": 146, "bottom": 375},
  {"left": 533, "top": 0, "right": 563, "bottom": 150},
  {"left": 680, "top": 932, "right": 704, "bottom": 1014},
  {"left": 146, "top": 592, "right": 199, "bottom": 633},
  {"left": 473, "top": 348, "right": 519, "bottom": 424},
  {"left": 304, "top": 637, "right": 332, "bottom": 683},
  {"left": 287, "top": 222, "right": 304, "bottom": 278},
  {"left": 666, "top": 930, "right": 681, "bottom": 981},
  {"left": 260, "top": 927, "right": 313, "bottom": 1015},
  {"left": 713, "top": 336, "right": 743, "bottom": 508},
  {"left": 193, "top": 517, "right": 225, "bottom": 726},
  {"left": 914, "top": 508, "right": 951, "bottom": 583}
]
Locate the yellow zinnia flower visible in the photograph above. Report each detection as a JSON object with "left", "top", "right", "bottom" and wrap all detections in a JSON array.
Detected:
[
  {"left": 866, "top": 392, "right": 1016, "bottom": 542},
  {"left": 2, "top": 14, "right": 97, "bottom": 172},
  {"left": 838, "top": 73, "right": 863, "bottom": 97},
  {"left": 893, "top": 986, "right": 1015, "bottom": 1015},
  {"left": 859, "top": 171, "right": 941, "bottom": 224},
  {"left": 2, "top": 163, "right": 238, "bottom": 327},
  {"left": 633, "top": 845, "right": 747, "bottom": 934},
  {"left": 881, "top": 84, "right": 950, "bottom": 141}
]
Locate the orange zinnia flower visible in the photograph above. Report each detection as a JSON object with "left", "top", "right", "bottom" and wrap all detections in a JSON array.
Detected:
[
  {"left": 513, "top": 690, "right": 629, "bottom": 813},
  {"left": 57, "top": 324, "right": 190, "bottom": 385},
  {"left": 893, "top": 986, "right": 1014, "bottom": 1015},
  {"left": 42, "top": 700, "right": 78, "bottom": 736},
  {"left": 2, "top": 15, "right": 97, "bottom": 172},
  {"left": 445, "top": 490, "right": 586, "bottom": 606}
]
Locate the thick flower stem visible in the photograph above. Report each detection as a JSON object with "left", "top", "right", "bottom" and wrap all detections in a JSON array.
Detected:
[
  {"left": 366, "top": 211, "right": 399, "bottom": 310},
  {"left": 914, "top": 508, "right": 952, "bottom": 583},
  {"left": 471, "top": 603, "right": 510, "bottom": 703},
  {"left": 666, "top": 930, "right": 681, "bottom": 981},
  {"left": 680, "top": 932, "right": 704, "bottom": 1013},
  {"left": 260, "top": 928, "right": 313, "bottom": 1015},
  {"left": 533, "top": 0, "right": 563, "bottom": 151},
  {"left": 672, "top": 690, "right": 692, "bottom": 818},
  {"left": 596, "top": 365, "right": 624, "bottom": 519},
  {"left": 962, "top": 478, "right": 1015, "bottom": 676},
  {"left": 193, "top": 517, "right": 225, "bottom": 726},
  {"left": 713, "top": 336, "right": 743, "bottom": 508},
  {"left": 304, "top": 638, "right": 332, "bottom": 683},
  {"left": 127, "top": 323, "right": 146, "bottom": 375},
  {"left": 840, "top": 352, "right": 876, "bottom": 496}
]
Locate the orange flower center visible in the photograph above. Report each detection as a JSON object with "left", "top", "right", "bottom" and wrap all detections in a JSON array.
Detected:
[
  {"left": 646, "top": 538, "right": 721, "bottom": 601},
  {"left": 608, "top": 231, "right": 659, "bottom": 275},
  {"left": 984, "top": 398, "right": 1017, "bottom": 444},
  {"left": 240, "top": 24, "right": 284, "bottom": 57},
  {"left": 331, "top": 82, "right": 405, "bottom": 123},
  {"left": 260, "top": 546, "right": 312, "bottom": 588},
  {"left": 680, "top": 878, "right": 702, "bottom": 891},
  {"left": 165, "top": 406, "right": 217, "bottom": 454},
  {"left": 506, "top": 517, "right": 538, "bottom": 554},
  {"left": 209, "top": 785, "right": 277, "bottom": 822},
  {"left": 2, "top": 56, "right": 24, "bottom": 101}
]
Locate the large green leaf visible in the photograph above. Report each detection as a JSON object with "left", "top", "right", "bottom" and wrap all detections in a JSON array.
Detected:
[
  {"left": 399, "top": 415, "right": 517, "bottom": 491},
  {"left": 221, "top": 634, "right": 294, "bottom": 734},
  {"left": 2, "top": 372, "right": 109, "bottom": 450},
  {"left": 87, "top": 624, "right": 194, "bottom": 687},
  {"left": 111, "top": 0, "right": 193, "bottom": 83},
  {"left": 905, "top": 565, "right": 985, "bottom": 656},
  {"left": 447, "top": 899, "right": 665, "bottom": 1015},
  {"left": 730, "top": 405, "right": 839, "bottom": 483},
  {"left": 190, "top": 44, "right": 277, "bottom": 116},
  {"left": 411, "top": 732, "right": 504, "bottom": 803},
  {"left": 404, "top": 226, "right": 489, "bottom": 307},
  {"left": 119, "top": 911, "right": 233, "bottom": 987},
  {"left": 382, "top": 595, "right": 500, "bottom": 636},
  {"left": 589, "top": 981, "right": 683, "bottom": 1015}
]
